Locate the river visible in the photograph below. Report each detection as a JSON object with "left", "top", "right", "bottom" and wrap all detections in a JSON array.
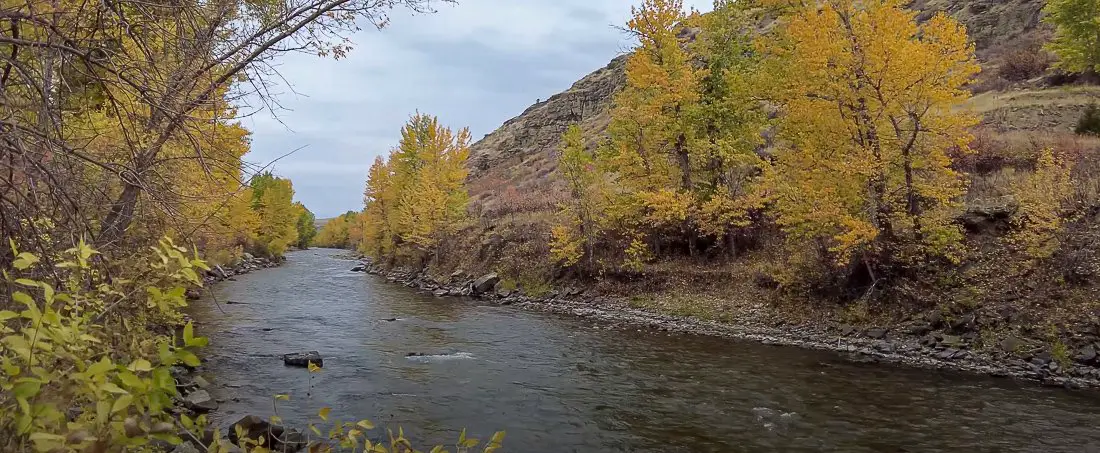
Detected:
[{"left": 192, "top": 248, "right": 1100, "bottom": 452}]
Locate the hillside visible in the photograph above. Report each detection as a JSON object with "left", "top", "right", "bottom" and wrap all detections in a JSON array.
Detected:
[{"left": 465, "top": 0, "right": 1090, "bottom": 216}]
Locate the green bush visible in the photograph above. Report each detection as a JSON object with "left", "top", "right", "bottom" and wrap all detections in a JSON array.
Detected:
[{"left": 1077, "top": 104, "right": 1100, "bottom": 136}]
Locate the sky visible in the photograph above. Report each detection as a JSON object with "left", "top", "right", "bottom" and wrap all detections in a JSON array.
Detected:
[{"left": 241, "top": 0, "right": 714, "bottom": 218}]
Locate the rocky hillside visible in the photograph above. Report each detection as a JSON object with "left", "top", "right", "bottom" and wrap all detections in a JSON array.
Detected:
[{"left": 464, "top": 0, "right": 1091, "bottom": 216}]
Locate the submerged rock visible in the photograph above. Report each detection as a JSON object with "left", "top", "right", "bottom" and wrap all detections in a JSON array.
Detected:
[{"left": 283, "top": 351, "right": 323, "bottom": 368}]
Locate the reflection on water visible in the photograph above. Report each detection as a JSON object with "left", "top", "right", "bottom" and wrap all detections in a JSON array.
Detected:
[{"left": 193, "top": 248, "right": 1100, "bottom": 453}]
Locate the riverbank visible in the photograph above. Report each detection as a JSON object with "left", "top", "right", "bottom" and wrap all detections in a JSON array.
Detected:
[{"left": 353, "top": 258, "right": 1100, "bottom": 391}]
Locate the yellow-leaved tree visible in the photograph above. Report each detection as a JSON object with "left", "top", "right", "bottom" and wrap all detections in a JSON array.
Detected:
[
  {"left": 359, "top": 114, "right": 470, "bottom": 265},
  {"left": 763, "top": 0, "right": 980, "bottom": 281},
  {"left": 250, "top": 173, "right": 300, "bottom": 257},
  {"left": 550, "top": 125, "right": 607, "bottom": 270}
]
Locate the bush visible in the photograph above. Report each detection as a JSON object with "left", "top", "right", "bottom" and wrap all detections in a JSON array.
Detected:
[
  {"left": 999, "top": 48, "right": 1052, "bottom": 82},
  {"left": 1076, "top": 104, "right": 1100, "bottom": 136}
]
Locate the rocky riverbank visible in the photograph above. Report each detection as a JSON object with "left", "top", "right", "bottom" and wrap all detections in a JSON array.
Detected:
[{"left": 353, "top": 259, "right": 1100, "bottom": 391}]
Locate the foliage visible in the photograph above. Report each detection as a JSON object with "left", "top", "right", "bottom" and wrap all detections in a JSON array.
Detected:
[
  {"left": 1043, "top": 0, "right": 1100, "bottom": 73},
  {"left": 250, "top": 173, "right": 302, "bottom": 258},
  {"left": 358, "top": 114, "right": 470, "bottom": 264},
  {"left": 295, "top": 204, "right": 319, "bottom": 249},
  {"left": 550, "top": 125, "right": 607, "bottom": 270},
  {"left": 1077, "top": 104, "right": 1100, "bottom": 137},
  {"left": 314, "top": 211, "right": 362, "bottom": 249},
  {"left": 0, "top": 239, "right": 210, "bottom": 452},
  {"left": 762, "top": 0, "right": 980, "bottom": 277},
  {"left": 1008, "top": 149, "right": 1075, "bottom": 259}
]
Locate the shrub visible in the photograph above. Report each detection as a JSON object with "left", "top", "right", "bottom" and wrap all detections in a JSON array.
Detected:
[
  {"left": 1076, "top": 104, "right": 1100, "bottom": 136},
  {"left": 0, "top": 238, "right": 210, "bottom": 452},
  {"left": 999, "top": 47, "right": 1052, "bottom": 82}
]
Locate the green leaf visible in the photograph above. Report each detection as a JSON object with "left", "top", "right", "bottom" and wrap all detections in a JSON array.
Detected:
[
  {"left": 128, "top": 359, "right": 153, "bottom": 372},
  {"left": 178, "top": 351, "right": 201, "bottom": 367},
  {"left": 183, "top": 322, "right": 195, "bottom": 345},
  {"left": 356, "top": 419, "right": 375, "bottom": 430},
  {"left": 13, "top": 252, "right": 39, "bottom": 270},
  {"left": 11, "top": 292, "right": 34, "bottom": 308},
  {"left": 0, "top": 310, "right": 19, "bottom": 321},
  {"left": 318, "top": 407, "right": 331, "bottom": 421},
  {"left": 462, "top": 439, "right": 479, "bottom": 448},
  {"left": 111, "top": 395, "right": 133, "bottom": 414},
  {"left": 12, "top": 381, "right": 41, "bottom": 399},
  {"left": 101, "top": 382, "right": 128, "bottom": 394},
  {"left": 274, "top": 394, "right": 290, "bottom": 401},
  {"left": 309, "top": 424, "right": 322, "bottom": 436}
]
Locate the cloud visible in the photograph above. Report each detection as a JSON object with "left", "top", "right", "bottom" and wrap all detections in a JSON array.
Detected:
[{"left": 242, "top": 0, "right": 713, "bottom": 218}]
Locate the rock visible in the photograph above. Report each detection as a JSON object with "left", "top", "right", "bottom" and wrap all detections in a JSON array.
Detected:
[
  {"left": 926, "top": 311, "right": 945, "bottom": 329},
  {"left": 939, "top": 335, "right": 963, "bottom": 347},
  {"left": 432, "top": 289, "right": 448, "bottom": 297},
  {"left": 228, "top": 415, "right": 284, "bottom": 446},
  {"left": 906, "top": 324, "right": 932, "bottom": 336},
  {"left": 839, "top": 325, "right": 856, "bottom": 336},
  {"left": 283, "top": 351, "right": 323, "bottom": 368},
  {"left": 183, "top": 390, "right": 217, "bottom": 413},
  {"left": 865, "top": 328, "right": 888, "bottom": 339},
  {"left": 242, "top": 252, "right": 255, "bottom": 261},
  {"left": 1074, "top": 345, "right": 1097, "bottom": 364},
  {"left": 192, "top": 376, "right": 211, "bottom": 388},
  {"left": 381, "top": 318, "right": 398, "bottom": 322},
  {"left": 172, "top": 442, "right": 202, "bottom": 453},
  {"left": 999, "top": 336, "right": 1024, "bottom": 353},
  {"left": 960, "top": 196, "right": 1017, "bottom": 232},
  {"left": 950, "top": 313, "right": 977, "bottom": 333},
  {"left": 351, "top": 265, "right": 366, "bottom": 272},
  {"left": 406, "top": 352, "right": 426, "bottom": 357},
  {"left": 471, "top": 273, "right": 500, "bottom": 295},
  {"left": 275, "top": 428, "right": 308, "bottom": 452},
  {"left": 937, "top": 348, "right": 960, "bottom": 360},
  {"left": 1033, "top": 350, "right": 1053, "bottom": 364}
]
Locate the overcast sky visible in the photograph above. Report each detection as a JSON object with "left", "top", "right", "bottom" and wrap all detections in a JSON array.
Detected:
[{"left": 241, "top": 0, "right": 713, "bottom": 218}]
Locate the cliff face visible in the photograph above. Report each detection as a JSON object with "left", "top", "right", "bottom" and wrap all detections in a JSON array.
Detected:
[
  {"left": 466, "top": 55, "right": 626, "bottom": 216},
  {"left": 465, "top": 0, "right": 1070, "bottom": 218}
]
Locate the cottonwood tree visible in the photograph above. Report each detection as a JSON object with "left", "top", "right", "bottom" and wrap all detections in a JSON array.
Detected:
[
  {"left": 1043, "top": 0, "right": 1100, "bottom": 73},
  {"left": 764, "top": 0, "right": 980, "bottom": 279}
]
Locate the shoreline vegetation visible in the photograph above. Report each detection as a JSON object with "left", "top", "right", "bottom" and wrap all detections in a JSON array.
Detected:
[{"left": 349, "top": 255, "right": 1100, "bottom": 391}]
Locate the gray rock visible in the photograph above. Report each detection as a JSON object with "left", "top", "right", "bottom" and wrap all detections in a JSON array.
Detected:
[
  {"left": 839, "top": 325, "right": 856, "bottom": 336},
  {"left": 951, "top": 313, "right": 977, "bottom": 333},
  {"left": 1000, "top": 336, "right": 1024, "bottom": 353},
  {"left": 183, "top": 389, "right": 217, "bottom": 413},
  {"left": 865, "top": 328, "right": 888, "bottom": 339},
  {"left": 939, "top": 335, "right": 963, "bottom": 347},
  {"left": 471, "top": 273, "right": 500, "bottom": 295},
  {"left": 351, "top": 265, "right": 366, "bottom": 272},
  {"left": 432, "top": 289, "right": 448, "bottom": 297},
  {"left": 1074, "top": 345, "right": 1097, "bottom": 363},
  {"left": 283, "top": 351, "right": 323, "bottom": 368},
  {"left": 937, "top": 348, "right": 959, "bottom": 360},
  {"left": 192, "top": 376, "right": 211, "bottom": 388}
]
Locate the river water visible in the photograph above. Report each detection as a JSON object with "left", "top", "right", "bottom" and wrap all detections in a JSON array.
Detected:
[{"left": 193, "top": 248, "right": 1100, "bottom": 452}]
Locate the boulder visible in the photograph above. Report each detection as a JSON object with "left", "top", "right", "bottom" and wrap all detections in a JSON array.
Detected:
[
  {"left": 950, "top": 313, "right": 977, "bottom": 333},
  {"left": 433, "top": 289, "right": 448, "bottom": 297},
  {"left": 960, "top": 196, "right": 1017, "bottom": 232},
  {"left": 283, "top": 351, "right": 323, "bottom": 368},
  {"left": 183, "top": 390, "right": 217, "bottom": 413},
  {"left": 471, "top": 273, "right": 500, "bottom": 295},
  {"left": 1075, "top": 345, "right": 1097, "bottom": 364},
  {"left": 351, "top": 265, "right": 366, "bottom": 272}
]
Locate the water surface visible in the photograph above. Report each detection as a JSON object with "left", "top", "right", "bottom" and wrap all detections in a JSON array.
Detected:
[{"left": 194, "top": 248, "right": 1100, "bottom": 452}]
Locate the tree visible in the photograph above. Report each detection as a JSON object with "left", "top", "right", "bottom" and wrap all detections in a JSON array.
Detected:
[
  {"left": 604, "top": 0, "right": 704, "bottom": 260},
  {"left": 764, "top": 0, "right": 980, "bottom": 277},
  {"left": 294, "top": 203, "right": 318, "bottom": 248},
  {"left": 1043, "top": 0, "right": 1100, "bottom": 73},
  {"left": 250, "top": 173, "right": 300, "bottom": 257},
  {"left": 550, "top": 125, "right": 606, "bottom": 270},
  {"left": 359, "top": 113, "right": 469, "bottom": 264}
]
